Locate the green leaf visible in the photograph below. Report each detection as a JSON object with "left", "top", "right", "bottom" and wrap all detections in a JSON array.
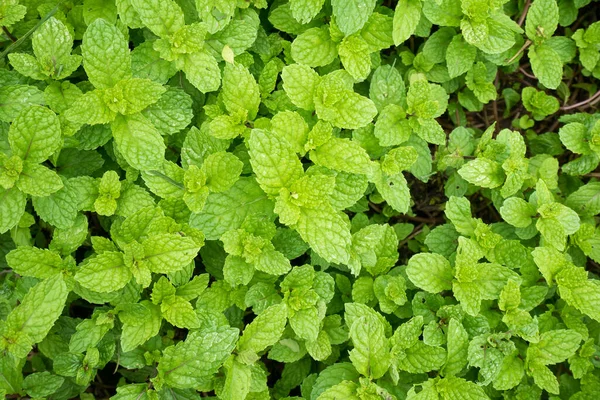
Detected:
[
  {"left": 529, "top": 44, "right": 563, "bottom": 89},
  {"left": 406, "top": 253, "right": 454, "bottom": 293},
  {"left": 338, "top": 35, "right": 372, "bottom": 81},
  {"left": 111, "top": 113, "right": 166, "bottom": 171},
  {"left": 17, "top": 163, "right": 63, "bottom": 197},
  {"left": 393, "top": 0, "right": 422, "bottom": 46},
  {"left": 435, "top": 375, "right": 489, "bottom": 400},
  {"left": 500, "top": 197, "right": 536, "bottom": 228},
  {"left": 291, "top": 27, "right": 338, "bottom": 67},
  {"left": 5, "top": 274, "right": 69, "bottom": 344},
  {"left": 6, "top": 246, "right": 63, "bottom": 279},
  {"left": 445, "top": 196, "right": 476, "bottom": 236},
  {"left": 237, "top": 303, "right": 287, "bottom": 361},
  {"left": 458, "top": 158, "right": 505, "bottom": 188},
  {"left": 82, "top": 18, "right": 132, "bottom": 89},
  {"left": 331, "top": 0, "right": 376, "bottom": 36},
  {"left": 527, "top": 329, "right": 582, "bottom": 365},
  {"left": 22, "top": 372, "right": 64, "bottom": 398},
  {"left": 281, "top": 64, "right": 321, "bottom": 111},
  {"left": 8, "top": 106, "right": 61, "bottom": 163},
  {"left": 556, "top": 266, "right": 600, "bottom": 322},
  {"left": 130, "top": 0, "right": 185, "bottom": 38},
  {"left": 446, "top": 35, "right": 477, "bottom": 78},
  {"left": 348, "top": 313, "right": 390, "bottom": 379},
  {"left": 160, "top": 294, "right": 200, "bottom": 329},
  {"left": 190, "top": 177, "right": 274, "bottom": 240},
  {"left": 442, "top": 319, "right": 468, "bottom": 376},
  {"left": 525, "top": 0, "right": 559, "bottom": 42},
  {"left": 295, "top": 206, "right": 352, "bottom": 264},
  {"left": 157, "top": 325, "right": 238, "bottom": 389},
  {"left": 289, "top": 0, "right": 325, "bottom": 24},
  {"left": 310, "top": 138, "right": 373, "bottom": 175},
  {"left": 565, "top": 182, "right": 600, "bottom": 217},
  {"left": 103, "top": 78, "right": 166, "bottom": 115},
  {"left": 397, "top": 341, "right": 447, "bottom": 374},
  {"left": 248, "top": 129, "right": 304, "bottom": 196},
  {"left": 75, "top": 251, "right": 132, "bottom": 293},
  {"left": 222, "top": 63, "right": 260, "bottom": 120},
  {"left": 143, "top": 233, "right": 200, "bottom": 274},
  {"left": 181, "top": 50, "right": 221, "bottom": 93},
  {"left": 120, "top": 300, "right": 162, "bottom": 352}
]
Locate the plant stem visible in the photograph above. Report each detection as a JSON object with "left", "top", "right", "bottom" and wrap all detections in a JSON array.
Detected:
[
  {"left": 2, "top": 26, "right": 16, "bottom": 42},
  {"left": 517, "top": 0, "right": 531, "bottom": 26},
  {"left": 0, "top": 3, "right": 60, "bottom": 60},
  {"left": 506, "top": 40, "right": 532, "bottom": 64},
  {"left": 560, "top": 90, "right": 600, "bottom": 111}
]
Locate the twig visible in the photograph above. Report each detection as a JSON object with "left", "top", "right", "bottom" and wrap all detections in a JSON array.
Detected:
[
  {"left": 519, "top": 67, "right": 536, "bottom": 80},
  {"left": 492, "top": 76, "right": 500, "bottom": 131},
  {"left": 560, "top": 90, "right": 600, "bottom": 111},
  {"left": 517, "top": 0, "right": 531, "bottom": 26},
  {"left": 506, "top": 40, "right": 531, "bottom": 64},
  {"left": 584, "top": 173, "right": 600, "bottom": 178},
  {"left": 2, "top": 26, "right": 16, "bottom": 42},
  {"left": 396, "top": 214, "right": 444, "bottom": 224},
  {"left": 0, "top": 3, "right": 60, "bottom": 59},
  {"left": 368, "top": 202, "right": 382, "bottom": 213},
  {"left": 399, "top": 223, "right": 425, "bottom": 248}
]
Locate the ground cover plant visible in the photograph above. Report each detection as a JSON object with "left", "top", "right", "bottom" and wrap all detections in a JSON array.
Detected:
[{"left": 0, "top": 0, "right": 600, "bottom": 398}]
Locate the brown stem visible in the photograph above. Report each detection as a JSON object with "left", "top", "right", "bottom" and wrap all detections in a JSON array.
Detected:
[
  {"left": 517, "top": 0, "right": 531, "bottom": 26},
  {"left": 584, "top": 173, "right": 600, "bottom": 178},
  {"left": 2, "top": 26, "right": 16, "bottom": 42},
  {"left": 519, "top": 66, "right": 536, "bottom": 80},
  {"left": 506, "top": 40, "right": 532, "bottom": 64},
  {"left": 396, "top": 214, "right": 444, "bottom": 224},
  {"left": 399, "top": 223, "right": 425, "bottom": 248},
  {"left": 560, "top": 90, "right": 600, "bottom": 111},
  {"left": 368, "top": 202, "right": 382, "bottom": 213}
]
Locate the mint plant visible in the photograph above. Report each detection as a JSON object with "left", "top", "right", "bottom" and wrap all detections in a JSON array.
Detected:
[{"left": 1, "top": 0, "right": 600, "bottom": 399}]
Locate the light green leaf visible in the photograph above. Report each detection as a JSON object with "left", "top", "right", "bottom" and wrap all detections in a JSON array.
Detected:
[
  {"left": 295, "top": 206, "right": 352, "bottom": 265},
  {"left": 248, "top": 129, "right": 304, "bottom": 196},
  {"left": 406, "top": 253, "right": 454, "bottom": 293},
  {"left": 6, "top": 246, "right": 63, "bottom": 279},
  {"left": 82, "top": 18, "right": 131, "bottom": 89},
  {"left": 458, "top": 158, "right": 505, "bottom": 188},
  {"left": 181, "top": 50, "right": 221, "bottom": 93},
  {"left": 130, "top": 0, "right": 184, "bottom": 38},
  {"left": 446, "top": 35, "right": 477, "bottom": 78},
  {"left": 500, "top": 197, "right": 536, "bottom": 228},
  {"left": 111, "top": 113, "right": 166, "bottom": 171},
  {"left": 9, "top": 106, "right": 61, "bottom": 163},
  {"left": 331, "top": 0, "right": 376, "bottom": 36},
  {"left": 143, "top": 233, "right": 200, "bottom": 274},
  {"left": 291, "top": 27, "right": 338, "bottom": 67},
  {"left": 17, "top": 163, "right": 63, "bottom": 197},
  {"left": 222, "top": 63, "right": 261, "bottom": 121},
  {"left": 338, "top": 35, "right": 371, "bottom": 81},
  {"left": 393, "top": 0, "right": 422, "bottom": 45},
  {"left": 442, "top": 318, "right": 468, "bottom": 376},
  {"left": 5, "top": 274, "right": 68, "bottom": 343},
  {"left": 157, "top": 325, "right": 238, "bottom": 388},
  {"left": 281, "top": 64, "right": 321, "bottom": 111},
  {"left": 529, "top": 44, "right": 563, "bottom": 89},
  {"left": 310, "top": 138, "right": 373, "bottom": 175},
  {"left": 75, "top": 251, "right": 132, "bottom": 293},
  {"left": 349, "top": 313, "right": 390, "bottom": 379},
  {"left": 120, "top": 300, "right": 162, "bottom": 352},
  {"left": 237, "top": 303, "right": 287, "bottom": 360},
  {"left": 525, "top": 0, "right": 559, "bottom": 42},
  {"left": 289, "top": 0, "right": 325, "bottom": 24}
]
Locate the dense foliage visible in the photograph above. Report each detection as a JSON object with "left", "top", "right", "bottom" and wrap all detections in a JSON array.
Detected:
[{"left": 1, "top": 0, "right": 600, "bottom": 398}]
